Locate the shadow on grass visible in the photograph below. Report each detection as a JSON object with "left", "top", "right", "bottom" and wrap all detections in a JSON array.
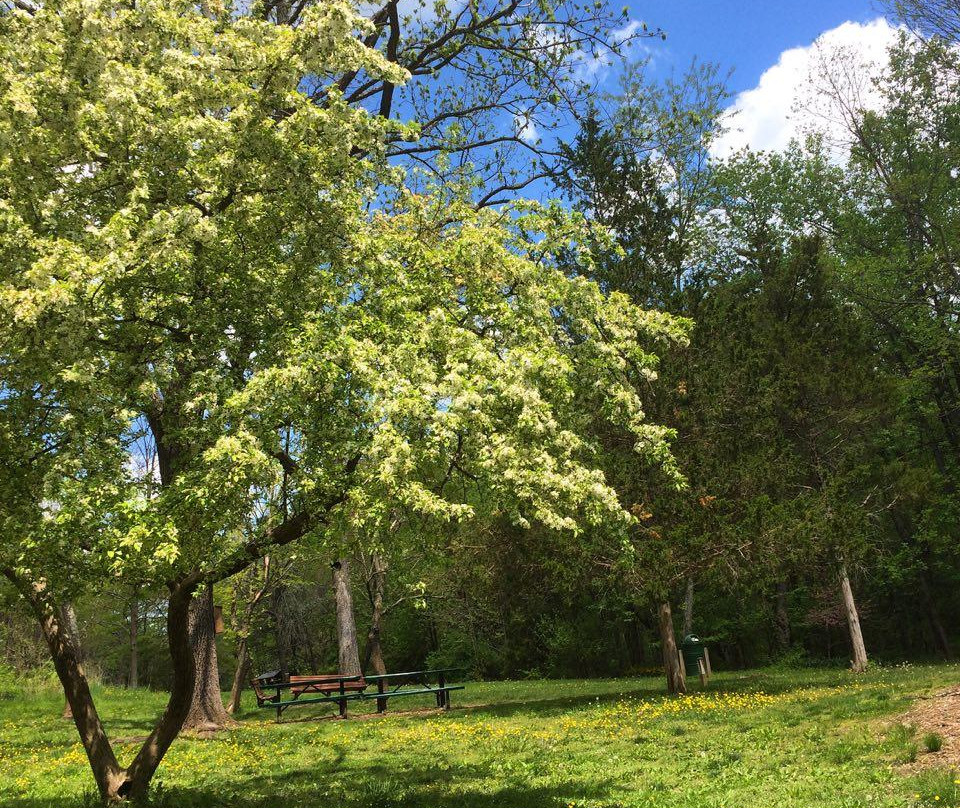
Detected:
[{"left": 6, "top": 761, "right": 619, "bottom": 808}]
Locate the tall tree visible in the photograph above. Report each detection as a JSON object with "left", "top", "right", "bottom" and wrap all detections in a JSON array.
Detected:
[
  {"left": 0, "top": 0, "right": 688, "bottom": 800},
  {"left": 554, "top": 61, "right": 728, "bottom": 693}
]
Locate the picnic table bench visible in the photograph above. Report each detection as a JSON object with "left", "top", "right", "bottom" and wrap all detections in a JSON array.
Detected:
[{"left": 251, "top": 668, "right": 463, "bottom": 722}]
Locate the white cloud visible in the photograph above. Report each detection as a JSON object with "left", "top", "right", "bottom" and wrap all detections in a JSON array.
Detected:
[
  {"left": 610, "top": 19, "right": 646, "bottom": 48},
  {"left": 514, "top": 110, "right": 540, "bottom": 144},
  {"left": 710, "top": 18, "right": 902, "bottom": 160}
]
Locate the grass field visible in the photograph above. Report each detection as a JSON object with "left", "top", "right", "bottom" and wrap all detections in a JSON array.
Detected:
[{"left": 1, "top": 665, "right": 959, "bottom": 807}]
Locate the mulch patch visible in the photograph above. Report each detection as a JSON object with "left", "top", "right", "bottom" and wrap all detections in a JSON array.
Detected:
[{"left": 896, "top": 687, "right": 960, "bottom": 772}]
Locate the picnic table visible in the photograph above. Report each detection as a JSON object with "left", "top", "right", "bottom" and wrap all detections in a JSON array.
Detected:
[{"left": 251, "top": 668, "right": 464, "bottom": 722}]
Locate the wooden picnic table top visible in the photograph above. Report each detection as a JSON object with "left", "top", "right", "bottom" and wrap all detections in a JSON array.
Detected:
[{"left": 266, "top": 673, "right": 364, "bottom": 691}]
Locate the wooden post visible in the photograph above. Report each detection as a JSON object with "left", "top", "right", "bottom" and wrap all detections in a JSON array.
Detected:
[
  {"left": 839, "top": 565, "right": 868, "bottom": 673},
  {"left": 377, "top": 678, "right": 386, "bottom": 714},
  {"left": 703, "top": 647, "right": 712, "bottom": 679},
  {"left": 697, "top": 658, "right": 707, "bottom": 688},
  {"left": 658, "top": 601, "right": 686, "bottom": 694},
  {"left": 677, "top": 648, "right": 687, "bottom": 679}
]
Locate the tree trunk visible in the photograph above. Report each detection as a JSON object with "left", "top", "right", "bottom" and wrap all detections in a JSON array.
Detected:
[
  {"left": 332, "top": 559, "right": 361, "bottom": 677},
  {"left": 682, "top": 577, "right": 694, "bottom": 637},
  {"left": 61, "top": 603, "right": 80, "bottom": 720},
  {"left": 226, "top": 637, "right": 250, "bottom": 715},
  {"left": 774, "top": 580, "right": 791, "bottom": 654},
  {"left": 3, "top": 573, "right": 125, "bottom": 800},
  {"left": 363, "top": 553, "right": 388, "bottom": 675},
  {"left": 6, "top": 563, "right": 206, "bottom": 802},
  {"left": 47, "top": 605, "right": 124, "bottom": 797},
  {"left": 128, "top": 596, "right": 139, "bottom": 689},
  {"left": 658, "top": 601, "right": 686, "bottom": 695},
  {"left": 839, "top": 566, "right": 868, "bottom": 673},
  {"left": 919, "top": 570, "right": 954, "bottom": 660},
  {"left": 123, "top": 582, "right": 200, "bottom": 800},
  {"left": 181, "top": 584, "right": 235, "bottom": 732}
]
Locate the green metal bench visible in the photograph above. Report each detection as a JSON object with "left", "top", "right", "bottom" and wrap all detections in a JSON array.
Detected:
[
  {"left": 251, "top": 668, "right": 463, "bottom": 722},
  {"left": 366, "top": 669, "right": 464, "bottom": 714}
]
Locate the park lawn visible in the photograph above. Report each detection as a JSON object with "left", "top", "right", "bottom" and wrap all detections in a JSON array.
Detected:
[{"left": 1, "top": 666, "right": 959, "bottom": 808}]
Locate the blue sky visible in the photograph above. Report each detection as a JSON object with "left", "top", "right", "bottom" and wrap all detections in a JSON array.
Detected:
[
  {"left": 580, "top": 1, "right": 904, "bottom": 158},
  {"left": 635, "top": 0, "right": 886, "bottom": 93}
]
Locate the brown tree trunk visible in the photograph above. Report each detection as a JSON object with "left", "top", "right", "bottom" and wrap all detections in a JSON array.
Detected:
[
  {"left": 332, "top": 559, "right": 361, "bottom": 676},
  {"left": 128, "top": 596, "right": 139, "bottom": 689},
  {"left": 181, "top": 584, "right": 235, "bottom": 732},
  {"left": 5, "top": 575, "right": 125, "bottom": 800},
  {"left": 658, "top": 601, "right": 686, "bottom": 694},
  {"left": 61, "top": 602, "right": 80, "bottom": 720},
  {"left": 123, "top": 581, "right": 200, "bottom": 800},
  {"left": 363, "top": 553, "right": 387, "bottom": 676},
  {"left": 682, "top": 578, "right": 694, "bottom": 637},
  {"left": 5, "top": 565, "right": 206, "bottom": 802},
  {"left": 226, "top": 637, "right": 250, "bottom": 715},
  {"left": 839, "top": 566, "right": 868, "bottom": 673},
  {"left": 774, "top": 580, "right": 791, "bottom": 654}
]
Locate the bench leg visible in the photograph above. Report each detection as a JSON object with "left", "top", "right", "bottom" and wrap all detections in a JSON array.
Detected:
[
  {"left": 437, "top": 672, "right": 447, "bottom": 709},
  {"left": 377, "top": 680, "right": 386, "bottom": 714}
]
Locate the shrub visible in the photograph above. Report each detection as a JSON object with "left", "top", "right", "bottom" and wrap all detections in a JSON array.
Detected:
[{"left": 924, "top": 733, "right": 945, "bottom": 753}]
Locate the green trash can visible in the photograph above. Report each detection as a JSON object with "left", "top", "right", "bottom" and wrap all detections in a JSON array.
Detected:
[{"left": 680, "top": 634, "right": 706, "bottom": 677}]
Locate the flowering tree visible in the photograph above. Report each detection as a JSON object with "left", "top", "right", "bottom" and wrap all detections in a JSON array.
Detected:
[{"left": 0, "top": 0, "right": 688, "bottom": 801}]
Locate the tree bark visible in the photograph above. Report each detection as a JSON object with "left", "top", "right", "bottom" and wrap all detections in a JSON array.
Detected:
[
  {"left": 839, "top": 566, "right": 868, "bottom": 673},
  {"left": 332, "top": 559, "right": 361, "bottom": 677},
  {"left": 128, "top": 596, "right": 139, "bottom": 689},
  {"left": 181, "top": 584, "right": 235, "bottom": 732},
  {"left": 362, "top": 553, "right": 388, "bottom": 676},
  {"left": 123, "top": 582, "right": 200, "bottom": 800},
  {"left": 5, "top": 565, "right": 206, "bottom": 802},
  {"left": 774, "top": 580, "right": 791, "bottom": 654},
  {"left": 61, "top": 602, "right": 80, "bottom": 720},
  {"left": 682, "top": 577, "right": 694, "bottom": 637},
  {"left": 658, "top": 601, "right": 686, "bottom": 695},
  {"left": 4, "top": 574, "right": 124, "bottom": 800}
]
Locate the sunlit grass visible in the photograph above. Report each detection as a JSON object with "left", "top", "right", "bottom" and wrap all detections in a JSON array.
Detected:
[{"left": 0, "top": 665, "right": 958, "bottom": 807}]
